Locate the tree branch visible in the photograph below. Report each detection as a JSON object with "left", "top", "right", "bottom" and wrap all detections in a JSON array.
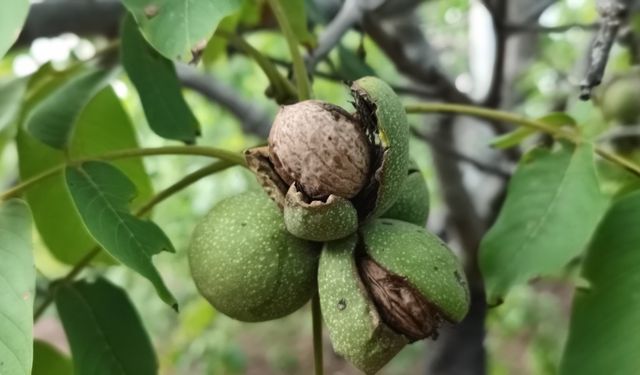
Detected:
[
  {"left": 175, "top": 64, "right": 271, "bottom": 138},
  {"left": 483, "top": 0, "right": 508, "bottom": 108},
  {"left": 361, "top": 13, "right": 474, "bottom": 104},
  {"left": 505, "top": 22, "right": 599, "bottom": 34},
  {"left": 425, "top": 117, "right": 487, "bottom": 375},
  {"left": 580, "top": 0, "right": 629, "bottom": 100},
  {"left": 410, "top": 128, "right": 510, "bottom": 178},
  {"left": 307, "top": 0, "right": 364, "bottom": 70},
  {"left": 262, "top": 54, "right": 437, "bottom": 98},
  {"left": 16, "top": 0, "right": 123, "bottom": 47}
]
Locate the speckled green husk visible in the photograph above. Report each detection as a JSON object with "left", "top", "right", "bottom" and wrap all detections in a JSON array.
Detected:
[
  {"left": 352, "top": 77, "right": 410, "bottom": 219},
  {"left": 283, "top": 185, "right": 358, "bottom": 241},
  {"left": 188, "top": 191, "right": 318, "bottom": 322},
  {"left": 361, "top": 219, "right": 470, "bottom": 322},
  {"left": 597, "top": 72, "right": 640, "bottom": 125},
  {"left": 318, "top": 235, "right": 407, "bottom": 374},
  {"left": 381, "top": 168, "right": 430, "bottom": 226}
]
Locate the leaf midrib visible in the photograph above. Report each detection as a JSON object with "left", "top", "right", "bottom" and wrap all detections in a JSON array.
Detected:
[
  {"left": 66, "top": 286, "right": 127, "bottom": 375},
  {"left": 75, "top": 166, "right": 149, "bottom": 259},
  {"left": 506, "top": 147, "right": 580, "bottom": 276}
]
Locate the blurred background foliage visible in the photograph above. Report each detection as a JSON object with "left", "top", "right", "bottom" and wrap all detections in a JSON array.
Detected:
[{"left": 2, "top": 0, "right": 638, "bottom": 373}]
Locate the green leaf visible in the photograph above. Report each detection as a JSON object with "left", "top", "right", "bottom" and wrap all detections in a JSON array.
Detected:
[
  {"left": 65, "top": 161, "right": 176, "bottom": 308},
  {"left": 284, "top": 0, "right": 314, "bottom": 46},
  {"left": 0, "top": 77, "right": 27, "bottom": 154},
  {"left": 55, "top": 278, "right": 157, "bottom": 375},
  {"left": 0, "top": 0, "right": 29, "bottom": 59},
  {"left": 121, "top": 15, "right": 199, "bottom": 143},
  {"left": 489, "top": 112, "right": 576, "bottom": 149},
  {"left": 202, "top": 14, "right": 240, "bottom": 67},
  {"left": 596, "top": 158, "right": 640, "bottom": 198},
  {"left": 0, "top": 199, "right": 34, "bottom": 375},
  {"left": 32, "top": 340, "right": 73, "bottom": 375},
  {"left": 537, "top": 112, "right": 577, "bottom": 128},
  {"left": 0, "top": 77, "right": 27, "bottom": 137},
  {"left": 122, "top": 0, "right": 243, "bottom": 61},
  {"left": 336, "top": 45, "right": 375, "bottom": 81},
  {"left": 489, "top": 127, "right": 535, "bottom": 149},
  {"left": 24, "top": 68, "right": 114, "bottom": 149},
  {"left": 69, "top": 88, "right": 154, "bottom": 208},
  {"left": 560, "top": 191, "right": 640, "bottom": 375},
  {"left": 18, "top": 82, "right": 152, "bottom": 265},
  {"left": 479, "top": 142, "right": 608, "bottom": 302}
]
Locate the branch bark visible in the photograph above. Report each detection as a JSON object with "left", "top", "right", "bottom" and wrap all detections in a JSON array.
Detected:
[
  {"left": 361, "top": 14, "right": 473, "bottom": 104},
  {"left": 16, "top": 0, "right": 123, "bottom": 47},
  {"left": 580, "top": 0, "right": 630, "bottom": 99},
  {"left": 425, "top": 117, "right": 487, "bottom": 375},
  {"left": 175, "top": 64, "right": 271, "bottom": 138}
]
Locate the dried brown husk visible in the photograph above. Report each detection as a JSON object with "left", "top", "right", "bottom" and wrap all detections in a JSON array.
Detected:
[{"left": 357, "top": 255, "right": 444, "bottom": 342}]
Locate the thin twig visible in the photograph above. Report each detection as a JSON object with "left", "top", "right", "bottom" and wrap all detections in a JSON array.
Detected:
[
  {"left": 266, "top": 0, "right": 312, "bottom": 100},
  {"left": 1, "top": 146, "right": 246, "bottom": 201},
  {"left": 32, "top": 161, "right": 234, "bottom": 320},
  {"left": 219, "top": 30, "right": 297, "bottom": 103},
  {"left": 259, "top": 54, "right": 436, "bottom": 98},
  {"left": 410, "top": 128, "right": 510, "bottom": 178},
  {"left": 405, "top": 102, "right": 640, "bottom": 177}
]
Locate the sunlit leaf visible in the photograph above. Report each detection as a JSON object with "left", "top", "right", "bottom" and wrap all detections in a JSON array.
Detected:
[
  {"left": 55, "top": 278, "right": 157, "bottom": 375},
  {"left": 65, "top": 161, "right": 176, "bottom": 308},
  {"left": 489, "top": 112, "right": 576, "bottom": 149},
  {"left": 489, "top": 127, "right": 535, "bottom": 149},
  {"left": 121, "top": 15, "right": 199, "bottom": 143},
  {"left": 18, "top": 84, "right": 152, "bottom": 265},
  {"left": 0, "top": 77, "right": 27, "bottom": 149},
  {"left": 537, "top": 112, "right": 577, "bottom": 128},
  {"left": 25, "top": 68, "right": 114, "bottom": 149},
  {"left": 0, "top": 199, "right": 34, "bottom": 375},
  {"left": 32, "top": 340, "right": 73, "bottom": 375},
  {"left": 284, "top": 0, "right": 314, "bottom": 46},
  {"left": 480, "top": 142, "right": 608, "bottom": 303},
  {"left": 560, "top": 191, "right": 640, "bottom": 375},
  {"left": 202, "top": 14, "right": 240, "bottom": 67},
  {"left": 0, "top": 0, "right": 29, "bottom": 58},
  {"left": 122, "top": 0, "right": 243, "bottom": 61}
]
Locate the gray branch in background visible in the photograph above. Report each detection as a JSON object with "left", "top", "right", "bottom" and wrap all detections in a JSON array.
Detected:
[
  {"left": 175, "top": 64, "right": 271, "bottom": 138},
  {"left": 362, "top": 14, "right": 473, "bottom": 104},
  {"left": 426, "top": 117, "right": 487, "bottom": 375},
  {"left": 16, "top": 0, "right": 123, "bottom": 47},
  {"left": 306, "top": 0, "right": 422, "bottom": 70},
  {"left": 306, "top": 0, "right": 366, "bottom": 69},
  {"left": 505, "top": 22, "right": 599, "bottom": 34},
  {"left": 580, "top": 0, "right": 629, "bottom": 99},
  {"left": 410, "top": 128, "right": 510, "bottom": 178}
]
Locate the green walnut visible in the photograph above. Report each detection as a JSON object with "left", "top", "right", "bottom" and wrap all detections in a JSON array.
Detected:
[
  {"left": 319, "top": 219, "right": 469, "bottom": 374},
  {"left": 245, "top": 76, "right": 410, "bottom": 242},
  {"left": 318, "top": 235, "right": 407, "bottom": 374},
  {"left": 381, "top": 160, "right": 430, "bottom": 226},
  {"left": 597, "top": 72, "right": 640, "bottom": 125},
  {"left": 188, "top": 191, "right": 318, "bottom": 322}
]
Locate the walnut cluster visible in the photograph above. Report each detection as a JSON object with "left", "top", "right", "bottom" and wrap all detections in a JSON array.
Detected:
[{"left": 268, "top": 100, "right": 372, "bottom": 200}]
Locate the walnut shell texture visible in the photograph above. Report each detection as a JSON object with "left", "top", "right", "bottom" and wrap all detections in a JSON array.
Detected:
[{"left": 268, "top": 100, "right": 371, "bottom": 199}]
